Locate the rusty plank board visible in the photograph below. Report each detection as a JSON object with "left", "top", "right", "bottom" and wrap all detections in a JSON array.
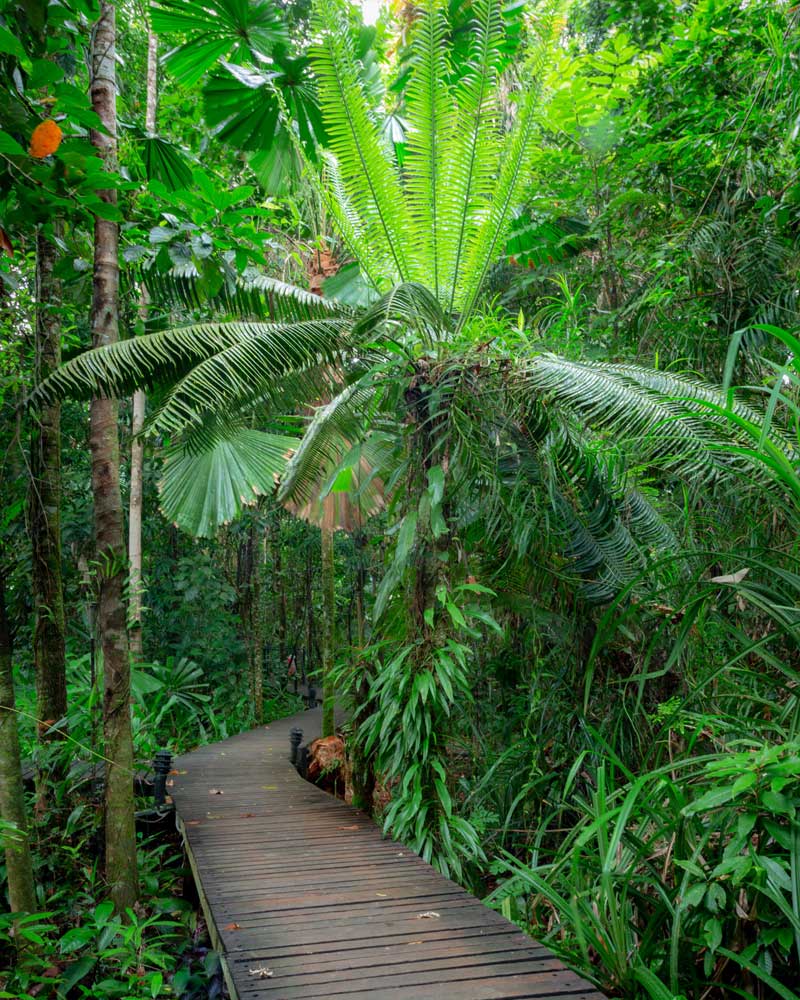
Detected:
[{"left": 171, "top": 709, "right": 603, "bottom": 1000}]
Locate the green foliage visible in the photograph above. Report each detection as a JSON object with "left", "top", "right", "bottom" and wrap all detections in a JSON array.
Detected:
[{"left": 488, "top": 740, "right": 800, "bottom": 997}]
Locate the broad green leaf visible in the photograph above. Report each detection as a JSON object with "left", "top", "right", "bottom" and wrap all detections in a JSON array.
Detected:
[{"left": 159, "top": 429, "right": 299, "bottom": 537}]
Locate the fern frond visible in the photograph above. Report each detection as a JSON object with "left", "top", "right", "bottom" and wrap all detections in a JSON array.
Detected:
[
  {"left": 444, "top": 0, "right": 504, "bottom": 310},
  {"left": 311, "top": 2, "right": 410, "bottom": 285},
  {"left": 403, "top": 0, "right": 453, "bottom": 297},
  {"left": 456, "top": 0, "right": 568, "bottom": 321}
]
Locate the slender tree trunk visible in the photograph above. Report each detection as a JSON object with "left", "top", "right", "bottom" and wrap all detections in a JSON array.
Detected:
[
  {"left": 128, "top": 387, "right": 145, "bottom": 661},
  {"left": 305, "top": 547, "right": 314, "bottom": 680},
  {"left": 250, "top": 523, "right": 264, "bottom": 723},
  {"left": 128, "top": 29, "right": 158, "bottom": 663},
  {"left": 320, "top": 524, "right": 335, "bottom": 736},
  {"left": 274, "top": 518, "right": 287, "bottom": 663},
  {"left": 0, "top": 570, "right": 37, "bottom": 930},
  {"left": 90, "top": 2, "right": 138, "bottom": 913},
  {"left": 29, "top": 226, "right": 67, "bottom": 756},
  {"left": 348, "top": 529, "right": 375, "bottom": 813}
]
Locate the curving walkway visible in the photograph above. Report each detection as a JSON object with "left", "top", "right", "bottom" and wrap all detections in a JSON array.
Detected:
[{"left": 171, "top": 708, "right": 603, "bottom": 1000}]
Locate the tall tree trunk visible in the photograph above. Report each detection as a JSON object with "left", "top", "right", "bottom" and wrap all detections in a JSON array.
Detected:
[
  {"left": 29, "top": 226, "right": 67, "bottom": 757},
  {"left": 128, "top": 386, "right": 145, "bottom": 661},
  {"left": 253, "top": 528, "right": 264, "bottom": 722},
  {"left": 305, "top": 546, "right": 314, "bottom": 681},
  {"left": 320, "top": 524, "right": 335, "bottom": 736},
  {"left": 348, "top": 529, "right": 375, "bottom": 813},
  {"left": 0, "top": 570, "right": 37, "bottom": 931},
  {"left": 90, "top": 2, "right": 138, "bottom": 913},
  {"left": 128, "top": 28, "right": 157, "bottom": 663},
  {"left": 274, "top": 516, "right": 287, "bottom": 663}
]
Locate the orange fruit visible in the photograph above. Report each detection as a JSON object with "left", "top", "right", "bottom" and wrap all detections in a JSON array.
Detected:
[{"left": 29, "top": 119, "right": 63, "bottom": 158}]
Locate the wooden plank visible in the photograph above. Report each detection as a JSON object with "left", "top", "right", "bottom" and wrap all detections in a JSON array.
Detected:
[{"left": 171, "top": 709, "right": 604, "bottom": 1000}]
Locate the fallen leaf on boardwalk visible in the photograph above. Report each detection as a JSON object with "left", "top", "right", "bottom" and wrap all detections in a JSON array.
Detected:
[
  {"left": 249, "top": 966, "right": 273, "bottom": 979},
  {"left": 187, "top": 820, "right": 200, "bottom": 826},
  {"left": 239, "top": 812, "right": 256, "bottom": 818},
  {"left": 407, "top": 940, "right": 423, "bottom": 945},
  {"left": 338, "top": 825, "right": 359, "bottom": 830},
  {"left": 224, "top": 923, "right": 240, "bottom": 931},
  {"left": 209, "top": 788, "right": 224, "bottom": 795},
  {"left": 261, "top": 785, "right": 278, "bottom": 790},
  {"left": 376, "top": 892, "right": 388, "bottom": 897},
  {"left": 416, "top": 911, "right": 440, "bottom": 919}
]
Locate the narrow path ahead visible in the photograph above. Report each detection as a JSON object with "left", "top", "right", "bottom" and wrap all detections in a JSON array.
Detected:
[{"left": 171, "top": 709, "right": 603, "bottom": 1000}]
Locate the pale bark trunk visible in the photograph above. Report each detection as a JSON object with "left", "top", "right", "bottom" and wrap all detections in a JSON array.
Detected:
[
  {"left": 29, "top": 226, "right": 67, "bottom": 750},
  {"left": 90, "top": 2, "right": 138, "bottom": 913},
  {"left": 128, "top": 29, "right": 157, "bottom": 662},
  {"left": 128, "top": 387, "right": 145, "bottom": 661},
  {"left": 0, "top": 571, "right": 38, "bottom": 931},
  {"left": 321, "top": 525, "right": 335, "bottom": 737}
]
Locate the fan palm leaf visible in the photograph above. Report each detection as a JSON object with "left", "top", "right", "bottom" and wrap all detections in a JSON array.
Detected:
[{"left": 159, "top": 428, "right": 299, "bottom": 537}]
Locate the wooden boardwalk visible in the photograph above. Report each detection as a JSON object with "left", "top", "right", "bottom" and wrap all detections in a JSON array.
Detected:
[{"left": 171, "top": 709, "right": 603, "bottom": 1000}]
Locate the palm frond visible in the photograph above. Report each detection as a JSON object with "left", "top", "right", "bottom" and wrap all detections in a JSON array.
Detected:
[
  {"left": 159, "top": 428, "right": 298, "bottom": 537},
  {"left": 540, "top": 429, "right": 680, "bottom": 602},
  {"left": 352, "top": 282, "right": 447, "bottom": 348},
  {"left": 148, "top": 319, "right": 349, "bottom": 434},
  {"left": 34, "top": 318, "right": 347, "bottom": 412},
  {"left": 515, "top": 354, "right": 796, "bottom": 480},
  {"left": 277, "top": 378, "right": 382, "bottom": 506},
  {"left": 139, "top": 263, "right": 350, "bottom": 322}
]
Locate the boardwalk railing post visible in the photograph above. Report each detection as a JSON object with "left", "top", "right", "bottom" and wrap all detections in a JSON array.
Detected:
[
  {"left": 152, "top": 749, "right": 172, "bottom": 807},
  {"left": 289, "top": 727, "right": 303, "bottom": 765}
]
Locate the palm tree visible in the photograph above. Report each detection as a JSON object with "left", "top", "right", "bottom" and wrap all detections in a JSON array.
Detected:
[{"left": 36, "top": 0, "right": 792, "bottom": 875}]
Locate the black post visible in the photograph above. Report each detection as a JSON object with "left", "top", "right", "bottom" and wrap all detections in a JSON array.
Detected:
[
  {"left": 289, "top": 727, "right": 303, "bottom": 765},
  {"left": 152, "top": 749, "right": 172, "bottom": 807}
]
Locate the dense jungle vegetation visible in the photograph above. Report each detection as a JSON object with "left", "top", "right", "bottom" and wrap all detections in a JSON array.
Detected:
[{"left": 2, "top": 0, "right": 800, "bottom": 996}]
